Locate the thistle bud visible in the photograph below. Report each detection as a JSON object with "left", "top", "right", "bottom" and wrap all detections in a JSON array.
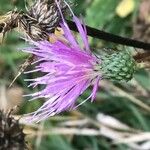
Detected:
[{"left": 100, "top": 49, "right": 137, "bottom": 81}]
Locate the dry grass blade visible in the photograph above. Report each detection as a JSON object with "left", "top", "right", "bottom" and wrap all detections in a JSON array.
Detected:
[
  {"left": 130, "top": 79, "right": 149, "bottom": 96},
  {"left": 0, "top": 85, "right": 7, "bottom": 110},
  {"left": 97, "top": 113, "right": 138, "bottom": 132},
  {"left": 114, "top": 132, "right": 150, "bottom": 144},
  {"left": 113, "top": 85, "right": 150, "bottom": 112},
  {"left": 97, "top": 113, "right": 150, "bottom": 150},
  {"left": 102, "top": 81, "right": 150, "bottom": 112},
  {"left": 35, "top": 121, "right": 45, "bottom": 149},
  {"left": 25, "top": 128, "right": 101, "bottom": 137},
  {"left": 59, "top": 119, "right": 89, "bottom": 127}
]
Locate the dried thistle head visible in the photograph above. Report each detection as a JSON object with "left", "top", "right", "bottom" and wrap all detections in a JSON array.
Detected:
[
  {"left": 0, "top": 109, "right": 26, "bottom": 150},
  {"left": 0, "top": 10, "right": 20, "bottom": 43},
  {"left": 0, "top": 0, "right": 69, "bottom": 42},
  {"left": 20, "top": 0, "right": 68, "bottom": 41}
]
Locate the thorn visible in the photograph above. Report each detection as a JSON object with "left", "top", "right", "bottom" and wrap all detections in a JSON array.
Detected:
[
  {"left": 9, "top": 54, "right": 35, "bottom": 88},
  {"left": 9, "top": 72, "right": 22, "bottom": 88}
]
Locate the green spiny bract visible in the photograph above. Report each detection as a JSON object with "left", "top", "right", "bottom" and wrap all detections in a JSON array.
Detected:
[{"left": 99, "top": 49, "right": 137, "bottom": 82}]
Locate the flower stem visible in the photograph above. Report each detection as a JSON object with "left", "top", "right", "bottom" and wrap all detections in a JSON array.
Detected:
[{"left": 67, "top": 20, "right": 150, "bottom": 50}]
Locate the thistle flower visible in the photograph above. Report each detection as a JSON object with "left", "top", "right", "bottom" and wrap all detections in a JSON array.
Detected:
[
  {"left": 23, "top": 2, "right": 137, "bottom": 122},
  {"left": 24, "top": 18, "right": 101, "bottom": 122}
]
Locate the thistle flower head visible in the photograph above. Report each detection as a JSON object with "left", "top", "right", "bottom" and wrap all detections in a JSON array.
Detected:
[
  {"left": 23, "top": 1, "right": 137, "bottom": 122},
  {"left": 23, "top": 3, "right": 102, "bottom": 122}
]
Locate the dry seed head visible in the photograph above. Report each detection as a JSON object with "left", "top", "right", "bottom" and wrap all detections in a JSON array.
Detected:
[
  {"left": 0, "top": 109, "right": 26, "bottom": 150},
  {"left": 0, "top": 10, "right": 20, "bottom": 42},
  {"left": 20, "top": 0, "right": 68, "bottom": 41}
]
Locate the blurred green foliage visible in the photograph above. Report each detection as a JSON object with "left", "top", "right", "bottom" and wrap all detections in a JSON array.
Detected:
[{"left": 0, "top": 0, "right": 150, "bottom": 150}]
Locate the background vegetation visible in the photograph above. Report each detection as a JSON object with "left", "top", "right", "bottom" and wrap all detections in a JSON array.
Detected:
[{"left": 0, "top": 0, "right": 150, "bottom": 149}]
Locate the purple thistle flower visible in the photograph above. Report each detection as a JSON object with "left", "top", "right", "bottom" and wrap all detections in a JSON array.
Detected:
[{"left": 23, "top": 2, "right": 101, "bottom": 122}]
